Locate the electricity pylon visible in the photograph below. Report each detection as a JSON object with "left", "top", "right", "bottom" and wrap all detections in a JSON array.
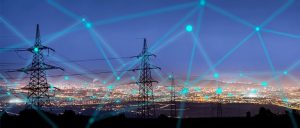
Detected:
[
  {"left": 132, "top": 38, "right": 160, "bottom": 118},
  {"left": 169, "top": 74, "right": 176, "bottom": 118},
  {"left": 14, "top": 24, "right": 63, "bottom": 107}
]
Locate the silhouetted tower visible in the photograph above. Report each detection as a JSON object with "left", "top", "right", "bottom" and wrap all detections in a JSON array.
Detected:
[
  {"left": 133, "top": 38, "right": 160, "bottom": 118},
  {"left": 14, "top": 24, "right": 63, "bottom": 107},
  {"left": 169, "top": 74, "right": 176, "bottom": 118}
]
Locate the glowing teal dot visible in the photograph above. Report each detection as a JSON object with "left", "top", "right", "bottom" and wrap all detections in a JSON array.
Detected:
[
  {"left": 102, "top": 80, "right": 107, "bottom": 84},
  {"left": 255, "top": 27, "right": 260, "bottom": 32},
  {"left": 33, "top": 47, "right": 39, "bottom": 52},
  {"left": 64, "top": 76, "right": 69, "bottom": 80},
  {"left": 86, "top": 22, "right": 92, "bottom": 28},
  {"left": 116, "top": 76, "right": 121, "bottom": 81},
  {"left": 107, "top": 85, "right": 114, "bottom": 90},
  {"left": 81, "top": 18, "right": 86, "bottom": 22},
  {"left": 6, "top": 92, "right": 11, "bottom": 96},
  {"left": 200, "top": 0, "right": 206, "bottom": 6},
  {"left": 250, "top": 89, "right": 257, "bottom": 94},
  {"left": 168, "top": 86, "right": 173, "bottom": 90},
  {"left": 282, "top": 97, "right": 288, "bottom": 103},
  {"left": 227, "top": 93, "right": 233, "bottom": 97},
  {"left": 283, "top": 70, "right": 288, "bottom": 75},
  {"left": 216, "top": 87, "right": 223, "bottom": 95},
  {"left": 185, "top": 25, "right": 193, "bottom": 32},
  {"left": 213, "top": 73, "right": 219, "bottom": 79},
  {"left": 261, "top": 81, "right": 268, "bottom": 87},
  {"left": 50, "top": 85, "right": 54, "bottom": 92},
  {"left": 180, "top": 87, "right": 189, "bottom": 95}
]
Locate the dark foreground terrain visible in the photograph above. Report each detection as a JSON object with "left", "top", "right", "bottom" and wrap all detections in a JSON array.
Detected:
[{"left": 0, "top": 107, "right": 299, "bottom": 128}]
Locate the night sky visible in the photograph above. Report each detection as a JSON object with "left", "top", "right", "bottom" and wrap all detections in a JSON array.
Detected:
[{"left": 1, "top": 0, "right": 300, "bottom": 84}]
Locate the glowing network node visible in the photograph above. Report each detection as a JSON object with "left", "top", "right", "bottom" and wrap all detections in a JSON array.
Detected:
[
  {"left": 282, "top": 97, "right": 288, "bottom": 103},
  {"left": 283, "top": 70, "right": 288, "bottom": 75},
  {"left": 181, "top": 87, "right": 189, "bottom": 95},
  {"left": 116, "top": 76, "right": 121, "bottom": 81},
  {"left": 64, "top": 76, "right": 69, "bottom": 80},
  {"left": 50, "top": 85, "right": 54, "bottom": 92},
  {"left": 255, "top": 26, "right": 260, "bottom": 32},
  {"left": 227, "top": 93, "right": 233, "bottom": 97},
  {"left": 213, "top": 73, "right": 219, "bottom": 79},
  {"left": 86, "top": 22, "right": 92, "bottom": 28},
  {"left": 250, "top": 89, "right": 257, "bottom": 94},
  {"left": 6, "top": 92, "right": 11, "bottom": 96},
  {"left": 107, "top": 85, "right": 114, "bottom": 90},
  {"left": 185, "top": 25, "right": 193, "bottom": 32},
  {"left": 216, "top": 87, "right": 223, "bottom": 95},
  {"left": 251, "top": 89, "right": 257, "bottom": 93},
  {"left": 33, "top": 47, "right": 39, "bottom": 52},
  {"left": 81, "top": 18, "right": 86, "bottom": 22},
  {"left": 261, "top": 81, "right": 268, "bottom": 87},
  {"left": 200, "top": 0, "right": 206, "bottom": 6}
]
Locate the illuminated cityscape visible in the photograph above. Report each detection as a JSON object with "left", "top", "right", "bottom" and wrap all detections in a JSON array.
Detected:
[{"left": 1, "top": 78, "right": 299, "bottom": 114}]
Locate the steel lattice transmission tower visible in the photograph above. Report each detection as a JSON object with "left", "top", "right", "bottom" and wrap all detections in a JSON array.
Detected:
[
  {"left": 169, "top": 74, "right": 176, "bottom": 118},
  {"left": 15, "top": 24, "right": 63, "bottom": 107},
  {"left": 133, "top": 38, "right": 160, "bottom": 118}
]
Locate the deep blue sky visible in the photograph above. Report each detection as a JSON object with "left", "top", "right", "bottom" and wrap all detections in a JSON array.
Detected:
[{"left": 1, "top": 0, "right": 300, "bottom": 82}]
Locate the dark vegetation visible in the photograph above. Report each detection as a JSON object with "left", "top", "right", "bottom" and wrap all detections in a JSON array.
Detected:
[{"left": 0, "top": 107, "right": 299, "bottom": 128}]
